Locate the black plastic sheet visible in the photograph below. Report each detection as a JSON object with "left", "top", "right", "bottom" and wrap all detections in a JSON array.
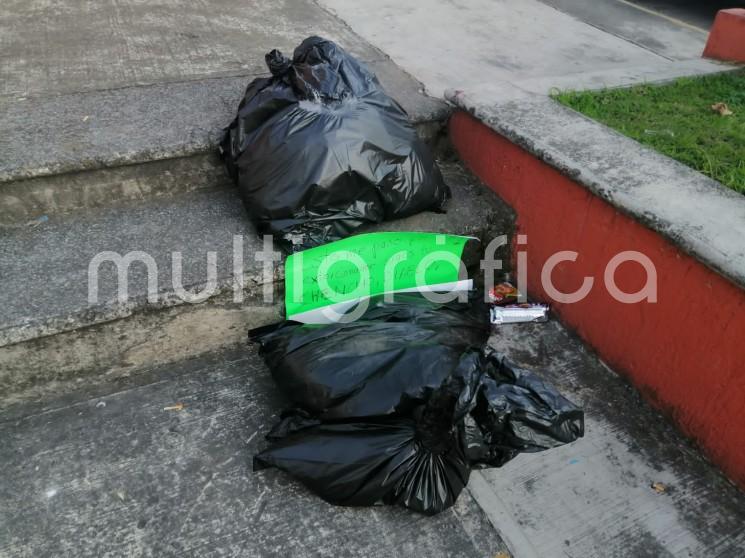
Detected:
[
  {"left": 220, "top": 37, "right": 450, "bottom": 250},
  {"left": 452, "top": 348, "right": 585, "bottom": 468}
]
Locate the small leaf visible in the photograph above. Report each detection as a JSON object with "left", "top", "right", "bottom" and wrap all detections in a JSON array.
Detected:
[{"left": 711, "top": 102, "right": 733, "bottom": 116}]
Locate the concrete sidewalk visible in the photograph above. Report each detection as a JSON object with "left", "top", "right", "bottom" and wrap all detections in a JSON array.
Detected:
[
  {"left": 319, "top": 0, "right": 727, "bottom": 98},
  {"left": 2, "top": 0, "right": 725, "bottom": 103},
  {"left": 0, "top": 0, "right": 379, "bottom": 99}
]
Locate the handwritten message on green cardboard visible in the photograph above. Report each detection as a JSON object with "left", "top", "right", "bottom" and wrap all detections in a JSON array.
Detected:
[{"left": 285, "top": 232, "right": 470, "bottom": 319}]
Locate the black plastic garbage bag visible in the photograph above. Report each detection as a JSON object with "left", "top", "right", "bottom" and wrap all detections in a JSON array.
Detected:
[
  {"left": 252, "top": 296, "right": 584, "bottom": 515},
  {"left": 220, "top": 36, "right": 450, "bottom": 250},
  {"left": 254, "top": 386, "right": 470, "bottom": 515},
  {"left": 253, "top": 348, "right": 584, "bottom": 514},
  {"left": 249, "top": 293, "right": 490, "bottom": 419}
]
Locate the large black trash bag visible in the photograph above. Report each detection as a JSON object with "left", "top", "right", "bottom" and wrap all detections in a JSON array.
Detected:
[
  {"left": 253, "top": 347, "right": 584, "bottom": 515},
  {"left": 220, "top": 36, "right": 450, "bottom": 250},
  {"left": 251, "top": 294, "right": 585, "bottom": 515},
  {"left": 254, "top": 384, "right": 471, "bottom": 515},
  {"left": 249, "top": 293, "right": 490, "bottom": 420}
]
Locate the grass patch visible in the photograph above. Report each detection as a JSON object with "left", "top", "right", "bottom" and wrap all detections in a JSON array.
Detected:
[{"left": 552, "top": 70, "right": 745, "bottom": 193}]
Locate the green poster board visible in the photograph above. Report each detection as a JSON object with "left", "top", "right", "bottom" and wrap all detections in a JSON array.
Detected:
[{"left": 285, "top": 232, "right": 473, "bottom": 323}]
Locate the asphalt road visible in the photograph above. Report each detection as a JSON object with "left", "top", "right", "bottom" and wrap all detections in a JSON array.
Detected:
[
  {"left": 542, "top": 0, "right": 744, "bottom": 35},
  {"left": 628, "top": 0, "right": 744, "bottom": 30}
]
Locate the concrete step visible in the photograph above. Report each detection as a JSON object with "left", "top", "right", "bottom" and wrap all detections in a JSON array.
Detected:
[
  {"left": 0, "top": 0, "right": 456, "bottom": 403},
  {"left": 0, "top": 67, "right": 448, "bottom": 224},
  {"left": 0, "top": 0, "right": 449, "bottom": 225},
  {"left": 0, "top": 162, "right": 515, "bottom": 405},
  {"left": 3, "top": 318, "right": 743, "bottom": 557}
]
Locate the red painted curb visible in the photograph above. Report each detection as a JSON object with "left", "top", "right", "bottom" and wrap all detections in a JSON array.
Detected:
[
  {"left": 703, "top": 8, "right": 745, "bottom": 62},
  {"left": 450, "top": 111, "right": 745, "bottom": 489}
]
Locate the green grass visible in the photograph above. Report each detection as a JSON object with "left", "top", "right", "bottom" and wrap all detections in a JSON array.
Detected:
[{"left": 552, "top": 70, "right": 745, "bottom": 193}]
